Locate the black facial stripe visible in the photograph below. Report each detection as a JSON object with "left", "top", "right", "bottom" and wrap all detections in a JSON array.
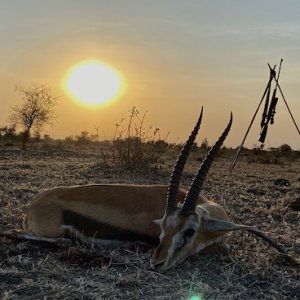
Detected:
[
  {"left": 184, "top": 228, "right": 196, "bottom": 238},
  {"left": 62, "top": 210, "right": 159, "bottom": 245}
]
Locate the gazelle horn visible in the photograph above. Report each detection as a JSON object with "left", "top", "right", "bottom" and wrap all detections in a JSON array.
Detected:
[
  {"left": 180, "top": 113, "right": 233, "bottom": 215},
  {"left": 165, "top": 107, "right": 203, "bottom": 214}
]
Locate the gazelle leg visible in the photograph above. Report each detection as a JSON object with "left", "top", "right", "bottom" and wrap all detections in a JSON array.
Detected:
[
  {"left": 61, "top": 225, "right": 135, "bottom": 248},
  {"left": 1, "top": 227, "right": 135, "bottom": 249},
  {"left": 0, "top": 230, "right": 73, "bottom": 247},
  {"left": 61, "top": 225, "right": 92, "bottom": 245}
]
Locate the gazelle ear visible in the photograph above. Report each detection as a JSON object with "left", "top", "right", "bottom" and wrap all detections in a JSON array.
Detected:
[
  {"left": 203, "top": 218, "right": 253, "bottom": 232},
  {"left": 153, "top": 218, "right": 163, "bottom": 226}
]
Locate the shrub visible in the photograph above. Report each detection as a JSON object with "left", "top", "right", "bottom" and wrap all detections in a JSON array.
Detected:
[
  {"left": 278, "top": 144, "right": 292, "bottom": 153},
  {"left": 112, "top": 107, "right": 169, "bottom": 170},
  {"left": 200, "top": 138, "right": 209, "bottom": 150},
  {"left": 75, "top": 131, "right": 92, "bottom": 146}
]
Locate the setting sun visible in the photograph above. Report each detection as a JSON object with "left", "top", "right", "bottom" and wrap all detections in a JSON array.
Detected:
[{"left": 62, "top": 60, "right": 125, "bottom": 107}]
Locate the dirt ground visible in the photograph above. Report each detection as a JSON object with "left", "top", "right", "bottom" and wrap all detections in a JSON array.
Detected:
[{"left": 0, "top": 147, "right": 299, "bottom": 299}]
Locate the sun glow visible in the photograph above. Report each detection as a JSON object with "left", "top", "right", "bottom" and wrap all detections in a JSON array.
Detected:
[{"left": 62, "top": 60, "right": 125, "bottom": 108}]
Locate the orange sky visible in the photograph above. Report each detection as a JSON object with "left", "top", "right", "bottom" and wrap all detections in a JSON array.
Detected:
[{"left": 1, "top": 1, "right": 300, "bottom": 149}]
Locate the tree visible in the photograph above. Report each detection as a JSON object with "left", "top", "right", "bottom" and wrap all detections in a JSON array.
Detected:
[
  {"left": 9, "top": 86, "right": 57, "bottom": 150},
  {"left": 278, "top": 143, "right": 292, "bottom": 153}
]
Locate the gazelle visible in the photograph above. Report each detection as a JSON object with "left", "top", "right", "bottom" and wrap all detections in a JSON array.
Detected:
[{"left": 2, "top": 108, "right": 284, "bottom": 270}]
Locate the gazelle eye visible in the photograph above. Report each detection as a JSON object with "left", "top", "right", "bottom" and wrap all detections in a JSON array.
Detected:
[{"left": 184, "top": 228, "right": 195, "bottom": 238}]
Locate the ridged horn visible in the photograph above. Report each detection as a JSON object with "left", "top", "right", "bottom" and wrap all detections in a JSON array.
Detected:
[
  {"left": 180, "top": 113, "right": 233, "bottom": 215},
  {"left": 165, "top": 107, "right": 203, "bottom": 214}
]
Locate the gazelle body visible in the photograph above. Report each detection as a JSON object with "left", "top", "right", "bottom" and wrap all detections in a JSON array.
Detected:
[
  {"left": 16, "top": 108, "right": 277, "bottom": 270},
  {"left": 25, "top": 184, "right": 229, "bottom": 247}
]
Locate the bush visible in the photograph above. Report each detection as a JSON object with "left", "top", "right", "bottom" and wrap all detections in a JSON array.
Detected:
[
  {"left": 112, "top": 107, "right": 169, "bottom": 170},
  {"left": 278, "top": 144, "right": 292, "bottom": 153},
  {"left": 75, "top": 131, "right": 92, "bottom": 146}
]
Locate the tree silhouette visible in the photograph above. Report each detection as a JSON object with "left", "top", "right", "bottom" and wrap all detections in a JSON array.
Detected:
[{"left": 9, "top": 86, "right": 57, "bottom": 150}]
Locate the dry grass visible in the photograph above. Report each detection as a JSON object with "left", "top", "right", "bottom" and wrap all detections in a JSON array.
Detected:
[{"left": 0, "top": 148, "right": 299, "bottom": 299}]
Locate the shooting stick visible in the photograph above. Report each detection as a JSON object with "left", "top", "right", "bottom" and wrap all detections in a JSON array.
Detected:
[
  {"left": 228, "top": 64, "right": 276, "bottom": 175},
  {"left": 229, "top": 60, "right": 300, "bottom": 175}
]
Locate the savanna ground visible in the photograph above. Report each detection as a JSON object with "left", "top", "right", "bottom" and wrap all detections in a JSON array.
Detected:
[{"left": 0, "top": 144, "right": 299, "bottom": 299}]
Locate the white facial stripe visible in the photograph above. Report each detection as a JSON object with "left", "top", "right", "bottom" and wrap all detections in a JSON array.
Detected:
[
  {"left": 182, "top": 215, "right": 198, "bottom": 231},
  {"left": 159, "top": 213, "right": 179, "bottom": 240},
  {"left": 165, "top": 232, "right": 181, "bottom": 265},
  {"left": 166, "top": 213, "right": 178, "bottom": 227},
  {"left": 159, "top": 226, "right": 165, "bottom": 240}
]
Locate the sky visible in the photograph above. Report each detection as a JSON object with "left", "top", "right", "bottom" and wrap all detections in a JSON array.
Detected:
[{"left": 1, "top": 0, "right": 300, "bottom": 149}]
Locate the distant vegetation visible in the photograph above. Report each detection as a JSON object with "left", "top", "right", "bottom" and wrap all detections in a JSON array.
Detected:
[
  {"left": 1, "top": 90, "right": 298, "bottom": 171},
  {"left": 0, "top": 124, "right": 298, "bottom": 171},
  {"left": 7, "top": 85, "right": 57, "bottom": 150},
  {"left": 237, "top": 144, "right": 299, "bottom": 165}
]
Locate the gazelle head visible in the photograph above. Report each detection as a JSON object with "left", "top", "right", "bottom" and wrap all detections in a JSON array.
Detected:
[{"left": 151, "top": 109, "right": 251, "bottom": 270}]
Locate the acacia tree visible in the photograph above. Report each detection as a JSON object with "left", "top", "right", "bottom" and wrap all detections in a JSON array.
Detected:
[{"left": 9, "top": 86, "right": 57, "bottom": 150}]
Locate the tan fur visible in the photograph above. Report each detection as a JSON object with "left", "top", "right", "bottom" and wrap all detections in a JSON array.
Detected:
[
  {"left": 26, "top": 184, "right": 202, "bottom": 238},
  {"left": 26, "top": 184, "right": 227, "bottom": 240},
  {"left": 26, "top": 183, "right": 231, "bottom": 270}
]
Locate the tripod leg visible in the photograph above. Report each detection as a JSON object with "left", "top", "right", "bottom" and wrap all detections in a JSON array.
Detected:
[{"left": 277, "top": 84, "right": 300, "bottom": 136}]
